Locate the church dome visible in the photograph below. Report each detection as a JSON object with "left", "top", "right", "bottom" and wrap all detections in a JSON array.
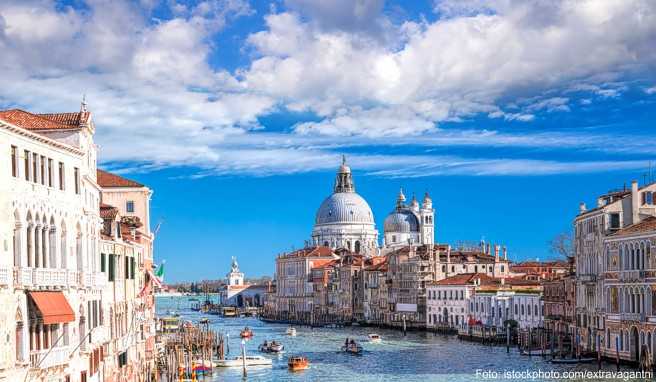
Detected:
[
  {"left": 315, "top": 192, "right": 374, "bottom": 225},
  {"left": 384, "top": 209, "right": 419, "bottom": 233}
]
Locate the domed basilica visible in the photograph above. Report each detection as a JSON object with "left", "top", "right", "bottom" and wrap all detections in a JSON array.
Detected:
[{"left": 311, "top": 157, "right": 434, "bottom": 256}]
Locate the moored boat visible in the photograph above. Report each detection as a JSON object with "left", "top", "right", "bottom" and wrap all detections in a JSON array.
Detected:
[
  {"left": 214, "top": 355, "right": 273, "bottom": 367},
  {"left": 288, "top": 356, "right": 310, "bottom": 371},
  {"left": 286, "top": 327, "right": 297, "bottom": 336}
]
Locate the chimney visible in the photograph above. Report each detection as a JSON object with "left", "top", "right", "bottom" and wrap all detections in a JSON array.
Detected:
[
  {"left": 494, "top": 244, "right": 500, "bottom": 262},
  {"left": 502, "top": 245, "right": 508, "bottom": 260},
  {"left": 579, "top": 202, "right": 587, "bottom": 214},
  {"left": 486, "top": 243, "right": 491, "bottom": 255},
  {"left": 632, "top": 180, "right": 639, "bottom": 224}
]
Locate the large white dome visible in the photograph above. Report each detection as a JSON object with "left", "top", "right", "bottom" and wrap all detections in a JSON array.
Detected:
[{"left": 315, "top": 192, "right": 374, "bottom": 225}]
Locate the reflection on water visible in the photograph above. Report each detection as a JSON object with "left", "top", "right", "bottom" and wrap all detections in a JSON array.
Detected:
[{"left": 157, "top": 297, "right": 632, "bottom": 381}]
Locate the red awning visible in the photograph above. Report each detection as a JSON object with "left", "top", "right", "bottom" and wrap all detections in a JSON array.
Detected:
[{"left": 29, "top": 291, "right": 75, "bottom": 324}]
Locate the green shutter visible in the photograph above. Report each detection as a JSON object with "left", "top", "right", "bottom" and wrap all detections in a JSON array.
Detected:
[
  {"left": 108, "top": 254, "right": 115, "bottom": 281},
  {"left": 101, "top": 253, "right": 106, "bottom": 273}
]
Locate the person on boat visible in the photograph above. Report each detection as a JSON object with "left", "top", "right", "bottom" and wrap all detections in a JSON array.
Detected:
[
  {"left": 345, "top": 338, "right": 349, "bottom": 347},
  {"left": 263, "top": 340, "right": 268, "bottom": 348}
]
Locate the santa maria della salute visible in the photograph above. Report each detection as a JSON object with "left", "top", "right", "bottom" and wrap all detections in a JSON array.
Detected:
[{"left": 311, "top": 156, "right": 435, "bottom": 255}]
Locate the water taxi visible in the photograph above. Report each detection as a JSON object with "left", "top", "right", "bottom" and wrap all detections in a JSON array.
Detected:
[
  {"left": 223, "top": 307, "right": 238, "bottom": 317},
  {"left": 214, "top": 355, "right": 273, "bottom": 367},
  {"left": 258, "top": 341, "right": 284, "bottom": 353},
  {"left": 367, "top": 334, "right": 382, "bottom": 343},
  {"left": 240, "top": 327, "right": 254, "bottom": 338},
  {"left": 286, "top": 327, "right": 297, "bottom": 336},
  {"left": 288, "top": 356, "right": 310, "bottom": 371}
]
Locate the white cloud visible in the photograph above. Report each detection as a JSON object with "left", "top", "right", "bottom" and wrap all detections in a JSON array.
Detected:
[
  {"left": 0, "top": 0, "right": 655, "bottom": 179},
  {"left": 646, "top": 86, "right": 656, "bottom": 94}
]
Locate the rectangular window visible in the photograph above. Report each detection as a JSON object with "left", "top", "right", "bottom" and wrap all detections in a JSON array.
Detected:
[
  {"left": 126, "top": 201, "right": 135, "bottom": 213},
  {"left": 101, "top": 253, "right": 106, "bottom": 273},
  {"left": 130, "top": 257, "right": 135, "bottom": 279},
  {"left": 24, "top": 150, "right": 30, "bottom": 180},
  {"left": 47, "top": 159, "right": 53, "bottom": 187},
  {"left": 125, "top": 257, "right": 129, "bottom": 279},
  {"left": 32, "top": 153, "right": 38, "bottom": 183},
  {"left": 74, "top": 167, "right": 80, "bottom": 194},
  {"left": 647, "top": 192, "right": 654, "bottom": 205},
  {"left": 108, "top": 254, "right": 115, "bottom": 281},
  {"left": 116, "top": 222, "right": 121, "bottom": 238},
  {"left": 59, "top": 162, "right": 65, "bottom": 190},
  {"left": 40, "top": 155, "right": 45, "bottom": 184},
  {"left": 610, "top": 213, "right": 620, "bottom": 230},
  {"left": 11, "top": 145, "right": 18, "bottom": 177}
]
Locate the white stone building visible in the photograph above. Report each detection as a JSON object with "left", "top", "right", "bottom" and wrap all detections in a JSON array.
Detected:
[
  {"left": 470, "top": 282, "right": 543, "bottom": 330},
  {"left": 220, "top": 257, "right": 267, "bottom": 307},
  {"left": 426, "top": 273, "right": 494, "bottom": 329},
  {"left": 383, "top": 189, "right": 434, "bottom": 248},
  {"left": 0, "top": 106, "right": 156, "bottom": 382}
]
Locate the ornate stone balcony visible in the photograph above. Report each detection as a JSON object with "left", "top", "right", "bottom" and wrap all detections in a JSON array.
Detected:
[
  {"left": 33, "top": 268, "right": 67, "bottom": 288},
  {"left": 30, "top": 346, "right": 71, "bottom": 369}
]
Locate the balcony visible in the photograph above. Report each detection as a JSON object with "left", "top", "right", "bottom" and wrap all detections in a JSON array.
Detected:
[
  {"left": 33, "top": 268, "right": 67, "bottom": 288},
  {"left": 30, "top": 346, "right": 71, "bottom": 369},
  {"left": 14, "top": 267, "right": 33, "bottom": 288},
  {"left": 578, "top": 274, "right": 597, "bottom": 282},
  {"left": 0, "top": 267, "right": 10, "bottom": 286}
]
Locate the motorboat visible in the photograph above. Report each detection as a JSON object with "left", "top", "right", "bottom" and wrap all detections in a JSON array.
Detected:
[
  {"left": 214, "top": 355, "right": 273, "bottom": 368},
  {"left": 341, "top": 342, "right": 363, "bottom": 355},
  {"left": 240, "top": 327, "right": 254, "bottom": 338},
  {"left": 258, "top": 341, "right": 284, "bottom": 353},
  {"left": 368, "top": 334, "right": 382, "bottom": 343},
  {"left": 199, "top": 318, "right": 210, "bottom": 324},
  {"left": 286, "top": 327, "right": 297, "bottom": 336},
  {"left": 288, "top": 356, "right": 310, "bottom": 371},
  {"left": 159, "top": 317, "right": 180, "bottom": 333}
]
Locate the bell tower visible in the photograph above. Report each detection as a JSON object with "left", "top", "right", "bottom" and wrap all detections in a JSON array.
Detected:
[{"left": 420, "top": 192, "right": 434, "bottom": 245}]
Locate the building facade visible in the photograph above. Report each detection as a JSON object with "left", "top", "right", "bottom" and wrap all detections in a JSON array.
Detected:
[{"left": 0, "top": 107, "right": 156, "bottom": 382}]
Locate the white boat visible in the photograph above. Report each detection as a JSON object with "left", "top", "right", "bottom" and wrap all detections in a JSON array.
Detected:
[
  {"left": 214, "top": 355, "right": 273, "bottom": 368},
  {"left": 368, "top": 333, "right": 382, "bottom": 343},
  {"left": 286, "top": 327, "right": 297, "bottom": 336}
]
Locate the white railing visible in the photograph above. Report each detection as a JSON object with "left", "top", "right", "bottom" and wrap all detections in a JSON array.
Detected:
[
  {"left": 14, "top": 267, "right": 33, "bottom": 288},
  {"left": 83, "top": 272, "right": 93, "bottom": 288},
  {"left": 30, "top": 346, "right": 70, "bottom": 369},
  {"left": 33, "top": 268, "right": 67, "bottom": 288},
  {"left": 66, "top": 270, "right": 78, "bottom": 287},
  {"left": 0, "top": 267, "right": 10, "bottom": 286}
]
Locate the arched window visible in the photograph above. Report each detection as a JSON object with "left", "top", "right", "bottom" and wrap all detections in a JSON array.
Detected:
[
  {"left": 354, "top": 241, "right": 361, "bottom": 253},
  {"left": 521, "top": 305, "right": 524, "bottom": 315},
  {"left": 13, "top": 211, "right": 21, "bottom": 267},
  {"left": 323, "top": 241, "right": 329, "bottom": 247},
  {"left": 60, "top": 221, "right": 67, "bottom": 269}
]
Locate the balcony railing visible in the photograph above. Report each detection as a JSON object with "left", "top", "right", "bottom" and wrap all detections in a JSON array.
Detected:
[
  {"left": 14, "top": 267, "right": 33, "bottom": 288},
  {"left": 30, "top": 346, "right": 71, "bottom": 369},
  {"left": 0, "top": 267, "right": 10, "bottom": 286},
  {"left": 33, "top": 268, "right": 67, "bottom": 288}
]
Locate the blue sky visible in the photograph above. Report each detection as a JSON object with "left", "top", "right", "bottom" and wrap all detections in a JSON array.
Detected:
[{"left": 1, "top": 0, "right": 656, "bottom": 282}]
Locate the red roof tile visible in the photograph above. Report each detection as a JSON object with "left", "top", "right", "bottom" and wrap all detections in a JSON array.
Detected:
[
  {"left": 97, "top": 169, "right": 144, "bottom": 188},
  {"left": 281, "top": 246, "right": 336, "bottom": 259},
  {"left": 431, "top": 273, "right": 497, "bottom": 286},
  {"left": 0, "top": 109, "right": 89, "bottom": 130}
]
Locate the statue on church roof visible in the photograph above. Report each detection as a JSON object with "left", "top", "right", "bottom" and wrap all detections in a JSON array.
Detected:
[{"left": 231, "top": 256, "right": 240, "bottom": 273}]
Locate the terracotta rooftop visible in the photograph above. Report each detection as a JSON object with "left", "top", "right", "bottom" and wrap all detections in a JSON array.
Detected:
[
  {"left": 612, "top": 216, "right": 656, "bottom": 236},
  {"left": 97, "top": 169, "right": 144, "bottom": 188},
  {"left": 281, "top": 246, "right": 335, "bottom": 259},
  {"left": 310, "top": 259, "right": 337, "bottom": 269},
  {"left": 0, "top": 109, "right": 90, "bottom": 130},
  {"left": 430, "top": 273, "right": 496, "bottom": 286}
]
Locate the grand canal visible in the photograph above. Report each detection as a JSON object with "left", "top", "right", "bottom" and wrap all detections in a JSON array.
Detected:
[{"left": 157, "top": 297, "right": 640, "bottom": 381}]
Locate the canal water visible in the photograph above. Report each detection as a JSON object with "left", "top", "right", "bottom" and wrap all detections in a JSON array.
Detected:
[{"left": 157, "top": 297, "right": 641, "bottom": 381}]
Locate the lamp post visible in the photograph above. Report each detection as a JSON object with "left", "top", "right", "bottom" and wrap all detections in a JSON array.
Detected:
[{"left": 241, "top": 339, "right": 247, "bottom": 378}]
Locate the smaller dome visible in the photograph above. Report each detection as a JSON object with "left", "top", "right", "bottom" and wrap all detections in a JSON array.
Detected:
[{"left": 384, "top": 210, "right": 419, "bottom": 233}]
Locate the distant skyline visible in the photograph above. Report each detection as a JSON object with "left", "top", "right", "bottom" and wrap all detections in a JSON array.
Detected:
[{"left": 1, "top": 0, "right": 655, "bottom": 282}]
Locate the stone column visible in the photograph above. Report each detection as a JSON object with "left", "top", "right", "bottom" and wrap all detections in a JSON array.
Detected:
[
  {"left": 42, "top": 225, "right": 49, "bottom": 269},
  {"left": 34, "top": 224, "right": 41, "bottom": 268},
  {"left": 27, "top": 223, "right": 35, "bottom": 268}
]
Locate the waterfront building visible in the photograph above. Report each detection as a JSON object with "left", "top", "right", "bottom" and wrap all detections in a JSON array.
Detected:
[
  {"left": 274, "top": 246, "right": 337, "bottom": 321},
  {"left": 426, "top": 273, "right": 495, "bottom": 330},
  {"left": 602, "top": 216, "right": 656, "bottom": 362},
  {"left": 219, "top": 257, "right": 267, "bottom": 307},
  {"left": 470, "top": 279, "right": 543, "bottom": 330},
  {"left": 0, "top": 107, "right": 157, "bottom": 381},
  {"left": 362, "top": 257, "right": 388, "bottom": 325},
  {"left": 311, "top": 157, "right": 378, "bottom": 255},
  {"left": 542, "top": 258, "right": 576, "bottom": 341},
  {"left": 575, "top": 180, "right": 656, "bottom": 354}
]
